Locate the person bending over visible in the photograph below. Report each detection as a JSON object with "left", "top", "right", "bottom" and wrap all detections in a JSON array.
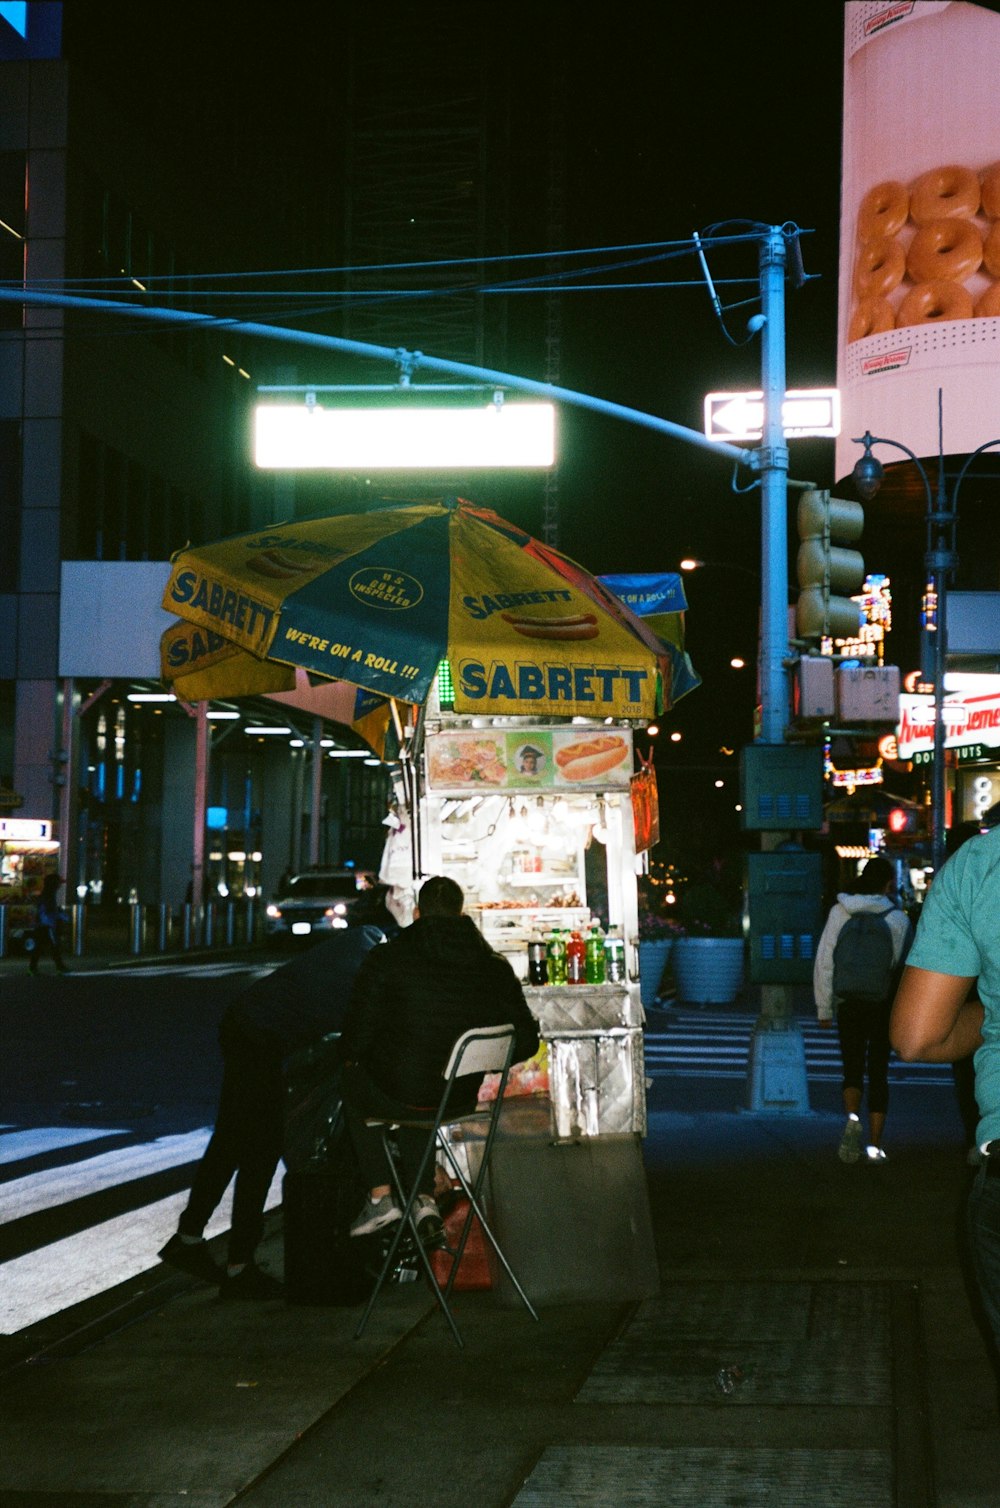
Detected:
[{"left": 159, "top": 923, "right": 385, "bottom": 1298}]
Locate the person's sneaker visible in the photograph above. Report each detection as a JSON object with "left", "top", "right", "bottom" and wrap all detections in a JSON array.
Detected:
[
  {"left": 838, "top": 1115, "right": 863, "bottom": 1164},
  {"left": 218, "top": 1263, "right": 283, "bottom": 1301},
  {"left": 158, "top": 1233, "right": 222, "bottom": 1284},
  {"left": 865, "top": 1145, "right": 887, "bottom": 1163},
  {"left": 350, "top": 1193, "right": 402, "bottom": 1238},
  {"left": 413, "top": 1194, "right": 446, "bottom": 1248}
]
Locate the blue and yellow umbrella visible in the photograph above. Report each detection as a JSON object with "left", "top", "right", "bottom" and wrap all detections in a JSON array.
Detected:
[{"left": 160, "top": 498, "right": 689, "bottom": 725}]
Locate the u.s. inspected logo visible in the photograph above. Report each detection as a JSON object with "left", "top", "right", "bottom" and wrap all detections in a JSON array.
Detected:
[{"left": 348, "top": 567, "right": 423, "bottom": 610}]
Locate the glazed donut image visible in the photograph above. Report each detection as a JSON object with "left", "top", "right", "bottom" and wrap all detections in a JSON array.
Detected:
[
  {"left": 854, "top": 237, "right": 906, "bottom": 298},
  {"left": 500, "top": 610, "right": 599, "bottom": 641},
  {"left": 909, "top": 164, "right": 980, "bottom": 225},
  {"left": 905, "top": 218, "right": 982, "bottom": 284},
  {"left": 848, "top": 296, "right": 895, "bottom": 343},
  {"left": 975, "top": 282, "right": 1000, "bottom": 317},
  {"left": 897, "top": 280, "right": 974, "bottom": 328},
  {"left": 982, "top": 162, "right": 1000, "bottom": 220},
  {"left": 857, "top": 180, "right": 909, "bottom": 242},
  {"left": 983, "top": 222, "right": 1000, "bottom": 279},
  {"left": 555, "top": 736, "right": 629, "bottom": 782}
]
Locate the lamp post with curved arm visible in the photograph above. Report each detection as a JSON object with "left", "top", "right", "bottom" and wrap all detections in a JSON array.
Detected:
[{"left": 853, "top": 401, "right": 1000, "bottom": 873}]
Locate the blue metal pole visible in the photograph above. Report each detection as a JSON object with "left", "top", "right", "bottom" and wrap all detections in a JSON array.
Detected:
[
  {"left": 757, "top": 227, "right": 790, "bottom": 746},
  {"left": 745, "top": 228, "right": 809, "bottom": 1113},
  {"left": 0, "top": 288, "right": 757, "bottom": 472}
]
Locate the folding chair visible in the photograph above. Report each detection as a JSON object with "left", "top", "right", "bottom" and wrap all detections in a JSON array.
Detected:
[{"left": 353, "top": 1022, "right": 540, "bottom": 1347}]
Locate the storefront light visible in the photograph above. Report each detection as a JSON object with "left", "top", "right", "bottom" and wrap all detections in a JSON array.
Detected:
[
  {"left": 244, "top": 725, "right": 292, "bottom": 736},
  {"left": 127, "top": 693, "right": 176, "bottom": 703}
]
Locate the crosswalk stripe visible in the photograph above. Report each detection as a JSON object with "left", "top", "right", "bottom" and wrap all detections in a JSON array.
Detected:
[
  {"left": 1, "top": 1130, "right": 213, "bottom": 1223},
  {"left": 643, "top": 1015, "right": 955, "bottom": 1087},
  {"left": 0, "top": 1169, "right": 284, "bottom": 1336},
  {"left": 71, "top": 961, "right": 277, "bottom": 979}
]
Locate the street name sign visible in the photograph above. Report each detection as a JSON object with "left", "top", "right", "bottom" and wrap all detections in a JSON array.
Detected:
[{"left": 704, "top": 388, "right": 841, "bottom": 442}]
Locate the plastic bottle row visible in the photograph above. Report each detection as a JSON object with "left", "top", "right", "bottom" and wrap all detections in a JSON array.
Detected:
[{"left": 527, "top": 923, "right": 626, "bottom": 986}]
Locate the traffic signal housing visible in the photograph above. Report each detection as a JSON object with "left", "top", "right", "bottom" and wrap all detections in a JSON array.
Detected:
[
  {"left": 886, "top": 804, "right": 920, "bottom": 839},
  {"left": 795, "top": 488, "right": 865, "bottom": 643}
]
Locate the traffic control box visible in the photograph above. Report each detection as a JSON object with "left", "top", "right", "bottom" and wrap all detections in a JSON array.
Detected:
[
  {"left": 746, "top": 851, "right": 824, "bottom": 984},
  {"left": 740, "top": 744, "right": 824, "bottom": 831}
]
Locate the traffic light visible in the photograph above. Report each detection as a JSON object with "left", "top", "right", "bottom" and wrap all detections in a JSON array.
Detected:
[
  {"left": 887, "top": 805, "right": 919, "bottom": 837},
  {"left": 795, "top": 488, "right": 865, "bottom": 642}
]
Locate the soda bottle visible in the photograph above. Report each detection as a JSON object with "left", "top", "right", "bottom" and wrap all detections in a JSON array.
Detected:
[
  {"left": 567, "top": 929, "right": 586, "bottom": 984},
  {"left": 585, "top": 923, "right": 607, "bottom": 984},
  {"left": 546, "top": 928, "right": 568, "bottom": 985},
  {"left": 604, "top": 926, "right": 626, "bottom": 983},
  {"left": 527, "top": 936, "right": 548, "bottom": 985}
]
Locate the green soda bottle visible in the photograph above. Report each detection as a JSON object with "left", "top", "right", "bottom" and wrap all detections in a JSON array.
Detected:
[
  {"left": 546, "top": 927, "right": 568, "bottom": 985},
  {"left": 585, "top": 923, "right": 607, "bottom": 984}
]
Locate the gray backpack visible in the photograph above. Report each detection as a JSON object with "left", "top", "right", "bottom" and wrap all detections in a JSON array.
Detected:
[{"left": 832, "top": 910, "right": 897, "bottom": 1003}]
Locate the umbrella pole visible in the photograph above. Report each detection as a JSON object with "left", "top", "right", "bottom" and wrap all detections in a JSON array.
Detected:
[{"left": 410, "top": 700, "right": 428, "bottom": 882}]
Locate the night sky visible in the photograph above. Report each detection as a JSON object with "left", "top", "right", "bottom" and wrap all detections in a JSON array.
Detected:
[{"left": 56, "top": 3, "right": 909, "bottom": 863}]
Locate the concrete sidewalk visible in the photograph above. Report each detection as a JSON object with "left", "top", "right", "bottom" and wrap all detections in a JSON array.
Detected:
[{"left": 2, "top": 1021, "right": 1000, "bottom": 1505}]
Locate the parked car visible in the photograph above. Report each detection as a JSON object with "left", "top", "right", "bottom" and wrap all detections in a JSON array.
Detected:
[{"left": 264, "top": 867, "right": 376, "bottom": 943}]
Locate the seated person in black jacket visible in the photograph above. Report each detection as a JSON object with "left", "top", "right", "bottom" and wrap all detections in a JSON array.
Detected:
[{"left": 337, "top": 874, "right": 539, "bottom": 1242}]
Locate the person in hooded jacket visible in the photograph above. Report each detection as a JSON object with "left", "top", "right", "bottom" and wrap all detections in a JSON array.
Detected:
[
  {"left": 337, "top": 874, "right": 539, "bottom": 1242},
  {"left": 814, "top": 855, "right": 913, "bottom": 1165}
]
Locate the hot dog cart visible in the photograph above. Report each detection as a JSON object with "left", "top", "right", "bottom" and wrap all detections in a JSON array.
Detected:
[{"left": 410, "top": 719, "right": 648, "bottom": 1138}]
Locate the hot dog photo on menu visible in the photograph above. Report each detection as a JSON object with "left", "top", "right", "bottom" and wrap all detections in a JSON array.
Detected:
[{"left": 550, "top": 728, "right": 632, "bottom": 787}]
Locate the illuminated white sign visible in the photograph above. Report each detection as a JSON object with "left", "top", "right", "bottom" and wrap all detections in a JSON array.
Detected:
[
  {"left": 0, "top": 818, "right": 52, "bottom": 841},
  {"left": 255, "top": 402, "right": 556, "bottom": 469},
  {"left": 703, "top": 388, "right": 840, "bottom": 442}
]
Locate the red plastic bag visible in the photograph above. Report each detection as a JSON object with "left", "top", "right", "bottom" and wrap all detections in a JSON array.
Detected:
[{"left": 429, "top": 1194, "right": 492, "bottom": 1291}]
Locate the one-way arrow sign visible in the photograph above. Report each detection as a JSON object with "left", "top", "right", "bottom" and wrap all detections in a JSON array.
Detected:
[{"left": 703, "top": 387, "right": 840, "bottom": 442}]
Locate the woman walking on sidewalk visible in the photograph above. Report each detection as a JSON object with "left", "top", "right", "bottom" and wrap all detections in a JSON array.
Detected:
[{"left": 813, "top": 857, "right": 912, "bottom": 1164}]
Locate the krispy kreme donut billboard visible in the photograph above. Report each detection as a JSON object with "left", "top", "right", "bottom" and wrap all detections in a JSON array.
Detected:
[{"left": 837, "top": 1, "right": 1000, "bottom": 483}]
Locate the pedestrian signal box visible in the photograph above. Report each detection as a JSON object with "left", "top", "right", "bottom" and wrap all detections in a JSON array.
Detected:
[{"left": 740, "top": 744, "right": 824, "bottom": 831}]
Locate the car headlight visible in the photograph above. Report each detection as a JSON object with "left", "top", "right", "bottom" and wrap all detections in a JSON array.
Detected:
[
  {"left": 327, "top": 902, "right": 348, "bottom": 916},
  {"left": 266, "top": 904, "right": 281, "bottom": 919}
]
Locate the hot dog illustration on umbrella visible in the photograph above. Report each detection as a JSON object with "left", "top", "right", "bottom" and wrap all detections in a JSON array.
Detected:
[{"left": 160, "top": 497, "right": 686, "bottom": 721}]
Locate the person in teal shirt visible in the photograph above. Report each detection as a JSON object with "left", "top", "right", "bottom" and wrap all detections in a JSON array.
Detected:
[{"left": 891, "top": 823, "right": 1000, "bottom": 1352}]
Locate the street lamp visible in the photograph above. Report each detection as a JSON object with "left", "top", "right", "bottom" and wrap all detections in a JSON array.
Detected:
[{"left": 852, "top": 393, "right": 1000, "bottom": 873}]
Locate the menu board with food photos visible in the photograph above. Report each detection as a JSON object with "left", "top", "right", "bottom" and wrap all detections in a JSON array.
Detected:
[{"left": 426, "top": 727, "right": 634, "bottom": 793}]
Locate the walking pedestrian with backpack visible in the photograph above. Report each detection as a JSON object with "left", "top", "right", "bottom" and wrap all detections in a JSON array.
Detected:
[{"left": 813, "top": 856, "right": 913, "bottom": 1164}]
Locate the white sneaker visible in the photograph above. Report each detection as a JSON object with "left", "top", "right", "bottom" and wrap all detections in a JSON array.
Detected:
[
  {"left": 350, "top": 1193, "right": 401, "bottom": 1238},
  {"left": 838, "top": 1116, "right": 863, "bottom": 1164},
  {"left": 414, "top": 1193, "right": 445, "bottom": 1246},
  {"left": 865, "top": 1145, "right": 887, "bottom": 1163}
]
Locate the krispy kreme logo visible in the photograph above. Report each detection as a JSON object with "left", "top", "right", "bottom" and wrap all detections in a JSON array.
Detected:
[
  {"left": 861, "top": 347, "right": 912, "bottom": 376},
  {"left": 897, "top": 691, "right": 1000, "bottom": 758},
  {"left": 864, "top": 3, "right": 916, "bottom": 36}
]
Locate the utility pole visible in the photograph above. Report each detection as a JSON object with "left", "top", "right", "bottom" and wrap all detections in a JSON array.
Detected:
[{"left": 744, "top": 225, "right": 811, "bottom": 1113}]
